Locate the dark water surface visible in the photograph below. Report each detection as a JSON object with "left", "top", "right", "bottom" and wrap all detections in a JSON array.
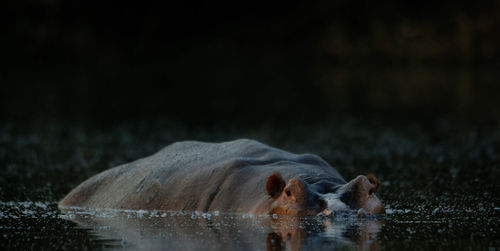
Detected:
[{"left": 0, "top": 120, "right": 499, "bottom": 250}]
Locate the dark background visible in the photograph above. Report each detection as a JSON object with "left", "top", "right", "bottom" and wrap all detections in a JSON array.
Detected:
[
  {"left": 1, "top": 0, "right": 499, "bottom": 127},
  {"left": 1, "top": 2, "right": 499, "bottom": 249}
]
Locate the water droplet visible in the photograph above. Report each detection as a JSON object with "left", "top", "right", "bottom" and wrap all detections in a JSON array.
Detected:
[{"left": 432, "top": 208, "right": 439, "bottom": 215}]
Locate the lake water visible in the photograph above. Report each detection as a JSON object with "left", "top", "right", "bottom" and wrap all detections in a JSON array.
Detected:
[{"left": 0, "top": 119, "right": 498, "bottom": 250}]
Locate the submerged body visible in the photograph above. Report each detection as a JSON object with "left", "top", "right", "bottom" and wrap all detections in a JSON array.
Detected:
[{"left": 59, "top": 139, "right": 384, "bottom": 215}]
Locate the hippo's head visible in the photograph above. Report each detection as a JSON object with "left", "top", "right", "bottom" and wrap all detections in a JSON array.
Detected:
[
  {"left": 266, "top": 173, "right": 327, "bottom": 216},
  {"left": 265, "top": 173, "right": 385, "bottom": 216}
]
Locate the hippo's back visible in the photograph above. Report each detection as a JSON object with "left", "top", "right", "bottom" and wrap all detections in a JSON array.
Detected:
[{"left": 59, "top": 139, "right": 344, "bottom": 212}]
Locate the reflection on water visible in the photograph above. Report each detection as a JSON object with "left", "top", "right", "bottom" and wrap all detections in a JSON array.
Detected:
[
  {"left": 58, "top": 207, "right": 382, "bottom": 251},
  {"left": 0, "top": 200, "right": 382, "bottom": 250},
  {"left": 0, "top": 197, "right": 498, "bottom": 250}
]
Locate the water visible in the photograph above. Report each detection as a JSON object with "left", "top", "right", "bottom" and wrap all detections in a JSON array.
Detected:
[{"left": 0, "top": 119, "right": 499, "bottom": 250}]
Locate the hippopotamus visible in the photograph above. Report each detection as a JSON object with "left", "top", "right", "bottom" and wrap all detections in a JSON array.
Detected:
[{"left": 59, "top": 139, "right": 385, "bottom": 216}]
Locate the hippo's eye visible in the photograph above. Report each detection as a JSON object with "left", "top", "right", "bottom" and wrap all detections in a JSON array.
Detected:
[
  {"left": 285, "top": 190, "right": 291, "bottom": 197},
  {"left": 319, "top": 199, "right": 327, "bottom": 209},
  {"left": 369, "top": 189, "right": 374, "bottom": 195}
]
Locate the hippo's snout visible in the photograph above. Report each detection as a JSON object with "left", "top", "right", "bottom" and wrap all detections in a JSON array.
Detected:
[{"left": 329, "top": 174, "right": 385, "bottom": 215}]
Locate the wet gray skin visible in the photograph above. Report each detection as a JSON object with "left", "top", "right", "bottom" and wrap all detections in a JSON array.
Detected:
[
  {"left": 57, "top": 139, "right": 385, "bottom": 217},
  {"left": 0, "top": 121, "right": 499, "bottom": 250}
]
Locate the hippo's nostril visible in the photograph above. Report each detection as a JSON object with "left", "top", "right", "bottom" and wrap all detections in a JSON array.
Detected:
[{"left": 285, "top": 190, "right": 291, "bottom": 197}]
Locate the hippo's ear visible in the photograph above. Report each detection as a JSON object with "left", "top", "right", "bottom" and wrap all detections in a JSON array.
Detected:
[
  {"left": 266, "top": 173, "right": 286, "bottom": 198},
  {"left": 366, "top": 174, "right": 380, "bottom": 194}
]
